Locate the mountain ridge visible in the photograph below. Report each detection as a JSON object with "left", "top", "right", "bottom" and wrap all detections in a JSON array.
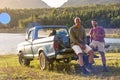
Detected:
[
  {"left": 0, "top": 0, "right": 50, "bottom": 9},
  {"left": 0, "top": 0, "right": 120, "bottom": 9},
  {"left": 62, "top": 0, "right": 120, "bottom": 7}
]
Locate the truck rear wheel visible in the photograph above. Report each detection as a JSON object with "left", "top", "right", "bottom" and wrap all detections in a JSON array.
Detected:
[
  {"left": 19, "top": 53, "right": 30, "bottom": 66},
  {"left": 39, "top": 52, "right": 49, "bottom": 70}
]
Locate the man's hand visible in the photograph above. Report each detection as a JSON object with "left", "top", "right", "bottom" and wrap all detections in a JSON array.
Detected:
[{"left": 78, "top": 43, "right": 86, "bottom": 50}]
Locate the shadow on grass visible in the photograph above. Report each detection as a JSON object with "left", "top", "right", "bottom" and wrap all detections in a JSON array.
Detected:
[
  {"left": 1, "top": 62, "right": 120, "bottom": 80},
  {"left": 40, "top": 61, "right": 120, "bottom": 77}
]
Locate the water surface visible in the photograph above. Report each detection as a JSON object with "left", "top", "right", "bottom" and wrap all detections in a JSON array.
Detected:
[
  {"left": 0, "top": 33, "right": 25, "bottom": 55},
  {"left": 0, "top": 33, "right": 120, "bottom": 55}
]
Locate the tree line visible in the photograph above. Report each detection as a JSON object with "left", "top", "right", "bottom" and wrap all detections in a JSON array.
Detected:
[{"left": 0, "top": 3, "right": 120, "bottom": 29}]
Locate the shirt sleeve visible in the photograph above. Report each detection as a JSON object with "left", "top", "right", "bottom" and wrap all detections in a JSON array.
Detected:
[
  {"left": 89, "top": 28, "right": 92, "bottom": 35},
  {"left": 89, "top": 28, "right": 93, "bottom": 42},
  {"left": 69, "top": 27, "right": 79, "bottom": 44}
]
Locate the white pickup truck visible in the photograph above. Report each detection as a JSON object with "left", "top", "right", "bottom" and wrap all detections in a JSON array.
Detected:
[{"left": 17, "top": 25, "right": 76, "bottom": 70}]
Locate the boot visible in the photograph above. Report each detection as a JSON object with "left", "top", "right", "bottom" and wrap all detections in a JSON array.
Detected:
[
  {"left": 86, "top": 63, "right": 93, "bottom": 73},
  {"left": 102, "top": 64, "right": 109, "bottom": 72},
  {"left": 81, "top": 66, "right": 90, "bottom": 75}
]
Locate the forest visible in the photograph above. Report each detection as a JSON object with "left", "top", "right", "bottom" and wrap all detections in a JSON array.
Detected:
[{"left": 0, "top": 3, "right": 120, "bottom": 29}]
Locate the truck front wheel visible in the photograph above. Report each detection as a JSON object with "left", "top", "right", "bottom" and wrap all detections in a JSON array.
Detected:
[
  {"left": 19, "top": 53, "right": 30, "bottom": 66},
  {"left": 39, "top": 52, "right": 49, "bottom": 70}
]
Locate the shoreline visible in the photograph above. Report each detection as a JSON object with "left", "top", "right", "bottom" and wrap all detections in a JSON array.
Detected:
[
  {"left": 0, "top": 28, "right": 120, "bottom": 38},
  {"left": 0, "top": 28, "right": 25, "bottom": 33}
]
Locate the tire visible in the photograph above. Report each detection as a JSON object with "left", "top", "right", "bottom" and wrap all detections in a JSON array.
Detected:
[
  {"left": 19, "top": 53, "right": 30, "bottom": 66},
  {"left": 39, "top": 51, "right": 49, "bottom": 70}
]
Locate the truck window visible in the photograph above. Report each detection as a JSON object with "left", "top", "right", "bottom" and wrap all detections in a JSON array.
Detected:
[
  {"left": 38, "top": 29, "right": 51, "bottom": 38},
  {"left": 28, "top": 30, "right": 34, "bottom": 40}
]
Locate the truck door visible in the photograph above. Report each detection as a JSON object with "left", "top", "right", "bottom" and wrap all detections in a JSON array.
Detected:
[{"left": 24, "top": 30, "right": 34, "bottom": 58}]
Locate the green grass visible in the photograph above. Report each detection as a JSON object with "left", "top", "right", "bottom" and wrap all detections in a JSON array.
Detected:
[{"left": 0, "top": 53, "right": 120, "bottom": 80}]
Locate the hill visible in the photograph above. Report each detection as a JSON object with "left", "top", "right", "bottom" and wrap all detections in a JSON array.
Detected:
[
  {"left": 0, "top": 0, "right": 50, "bottom": 9},
  {"left": 62, "top": 0, "right": 120, "bottom": 7}
]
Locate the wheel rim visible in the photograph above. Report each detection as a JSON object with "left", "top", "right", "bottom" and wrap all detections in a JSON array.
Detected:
[
  {"left": 19, "top": 54, "right": 24, "bottom": 65},
  {"left": 40, "top": 53, "right": 46, "bottom": 70}
]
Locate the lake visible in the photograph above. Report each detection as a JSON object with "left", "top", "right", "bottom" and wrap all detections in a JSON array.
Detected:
[
  {"left": 0, "top": 33, "right": 120, "bottom": 55},
  {"left": 0, "top": 33, "right": 25, "bottom": 55}
]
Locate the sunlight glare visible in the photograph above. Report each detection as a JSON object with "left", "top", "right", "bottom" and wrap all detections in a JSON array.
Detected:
[
  {"left": 0, "top": 12, "right": 11, "bottom": 24},
  {"left": 42, "top": 0, "right": 68, "bottom": 8}
]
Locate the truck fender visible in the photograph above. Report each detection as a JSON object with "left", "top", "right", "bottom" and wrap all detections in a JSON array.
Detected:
[
  {"left": 37, "top": 48, "right": 44, "bottom": 55},
  {"left": 37, "top": 48, "right": 49, "bottom": 60}
]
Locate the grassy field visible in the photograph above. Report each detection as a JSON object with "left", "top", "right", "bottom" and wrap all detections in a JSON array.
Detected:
[{"left": 0, "top": 53, "right": 120, "bottom": 80}]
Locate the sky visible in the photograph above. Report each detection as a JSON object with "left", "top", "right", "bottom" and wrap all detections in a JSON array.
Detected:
[{"left": 42, "top": 0, "right": 68, "bottom": 8}]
